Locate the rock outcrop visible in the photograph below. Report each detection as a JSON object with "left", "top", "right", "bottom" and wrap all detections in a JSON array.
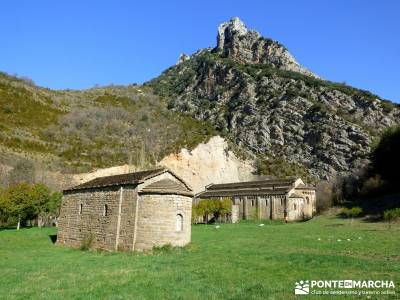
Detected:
[
  {"left": 48, "top": 136, "right": 253, "bottom": 193},
  {"left": 148, "top": 18, "right": 400, "bottom": 180},
  {"left": 160, "top": 136, "right": 254, "bottom": 193},
  {"left": 215, "top": 17, "right": 317, "bottom": 77},
  {"left": 177, "top": 53, "right": 190, "bottom": 65}
]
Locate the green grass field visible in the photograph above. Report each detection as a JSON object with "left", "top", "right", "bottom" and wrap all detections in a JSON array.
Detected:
[{"left": 0, "top": 215, "right": 399, "bottom": 300}]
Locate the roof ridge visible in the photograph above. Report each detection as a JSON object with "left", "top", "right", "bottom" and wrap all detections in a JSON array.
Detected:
[
  {"left": 83, "top": 167, "right": 167, "bottom": 181},
  {"left": 64, "top": 167, "right": 168, "bottom": 192}
]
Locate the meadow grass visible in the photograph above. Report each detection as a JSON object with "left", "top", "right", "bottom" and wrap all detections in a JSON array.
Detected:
[{"left": 0, "top": 215, "right": 399, "bottom": 299}]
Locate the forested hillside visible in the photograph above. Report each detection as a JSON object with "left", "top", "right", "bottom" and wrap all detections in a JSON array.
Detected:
[{"left": 0, "top": 72, "right": 215, "bottom": 176}]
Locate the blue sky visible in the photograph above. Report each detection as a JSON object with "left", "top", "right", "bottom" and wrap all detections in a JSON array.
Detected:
[{"left": 1, "top": 0, "right": 399, "bottom": 102}]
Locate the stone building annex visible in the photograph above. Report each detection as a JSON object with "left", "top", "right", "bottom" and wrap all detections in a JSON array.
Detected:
[
  {"left": 57, "top": 168, "right": 193, "bottom": 251},
  {"left": 196, "top": 178, "right": 316, "bottom": 223}
]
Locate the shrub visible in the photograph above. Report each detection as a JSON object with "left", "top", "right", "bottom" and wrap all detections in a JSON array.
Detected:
[
  {"left": 152, "top": 243, "right": 173, "bottom": 253},
  {"left": 193, "top": 198, "right": 232, "bottom": 224},
  {"left": 80, "top": 233, "right": 95, "bottom": 251},
  {"left": 383, "top": 208, "right": 400, "bottom": 229},
  {"left": 342, "top": 207, "right": 363, "bottom": 218},
  {"left": 2, "top": 105, "right": 13, "bottom": 114},
  {"left": 342, "top": 207, "right": 363, "bottom": 225}
]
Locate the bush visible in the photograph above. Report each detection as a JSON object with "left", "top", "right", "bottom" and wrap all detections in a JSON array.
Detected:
[
  {"left": 342, "top": 207, "right": 363, "bottom": 225},
  {"left": 383, "top": 208, "right": 400, "bottom": 229},
  {"left": 80, "top": 233, "right": 95, "bottom": 251},
  {"left": 193, "top": 198, "right": 232, "bottom": 224},
  {"left": 342, "top": 207, "right": 363, "bottom": 218},
  {"left": 152, "top": 244, "right": 173, "bottom": 253}
]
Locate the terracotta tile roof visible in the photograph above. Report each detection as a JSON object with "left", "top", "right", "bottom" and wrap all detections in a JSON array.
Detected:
[{"left": 64, "top": 168, "right": 170, "bottom": 191}]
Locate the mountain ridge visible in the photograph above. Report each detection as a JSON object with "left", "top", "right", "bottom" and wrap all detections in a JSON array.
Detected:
[
  {"left": 0, "top": 17, "right": 399, "bottom": 186},
  {"left": 147, "top": 18, "right": 400, "bottom": 180}
]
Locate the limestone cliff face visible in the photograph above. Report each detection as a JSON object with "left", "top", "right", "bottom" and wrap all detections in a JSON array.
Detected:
[
  {"left": 57, "top": 136, "right": 253, "bottom": 193},
  {"left": 160, "top": 136, "right": 254, "bottom": 193}
]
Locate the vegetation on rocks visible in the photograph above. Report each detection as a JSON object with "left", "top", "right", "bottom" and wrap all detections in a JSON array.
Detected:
[
  {"left": 148, "top": 47, "right": 400, "bottom": 180},
  {"left": 255, "top": 155, "right": 316, "bottom": 183}
]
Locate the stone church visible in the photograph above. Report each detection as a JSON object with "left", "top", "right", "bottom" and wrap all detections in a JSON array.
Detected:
[
  {"left": 57, "top": 168, "right": 193, "bottom": 251},
  {"left": 195, "top": 178, "right": 316, "bottom": 222}
]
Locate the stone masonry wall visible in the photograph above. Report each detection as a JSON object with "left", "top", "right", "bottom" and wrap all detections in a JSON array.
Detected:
[
  {"left": 271, "top": 195, "right": 286, "bottom": 220},
  {"left": 134, "top": 194, "right": 192, "bottom": 251},
  {"left": 294, "top": 189, "right": 316, "bottom": 219},
  {"left": 57, "top": 186, "right": 137, "bottom": 251},
  {"left": 287, "top": 197, "right": 305, "bottom": 221}
]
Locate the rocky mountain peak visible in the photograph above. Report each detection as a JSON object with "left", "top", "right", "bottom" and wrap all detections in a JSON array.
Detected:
[
  {"left": 215, "top": 17, "right": 317, "bottom": 77},
  {"left": 148, "top": 18, "right": 400, "bottom": 180},
  {"left": 217, "top": 17, "right": 253, "bottom": 50}
]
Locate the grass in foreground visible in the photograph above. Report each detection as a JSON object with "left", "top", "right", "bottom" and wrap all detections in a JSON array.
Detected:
[{"left": 0, "top": 215, "right": 399, "bottom": 300}]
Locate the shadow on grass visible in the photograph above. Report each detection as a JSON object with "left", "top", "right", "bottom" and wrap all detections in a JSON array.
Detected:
[
  {"left": 324, "top": 223, "right": 344, "bottom": 227},
  {"left": 0, "top": 226, "right": 35, "bottom": 231},
  {"left": 49, "top": 234, "right": 57, "bottom": 244},
  {"left": 361, "top": 215, "right": 383, "bottom": 223},
  {"left": 0, "top": 226, "right": 16, "bottom": 231}
]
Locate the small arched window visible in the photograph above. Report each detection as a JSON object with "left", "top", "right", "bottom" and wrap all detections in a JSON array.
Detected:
[
  {"left": 280, "top": 199, "right": 283, "bottom": 206},
  {"left": 176, "top": 214, "right": 183, "bottom": 231},
  {"left": 265, "top": 199, "right": 268, "bottom": 206},
  {"left": 78, "top": 203, "right": 83, "bottom": 215},
  {"left": 306, "top": 197, "right": 310, "bottom": 204},
  {"left": 294, "top": 203, "right": 297, "bottom": 210},
  {"left": 251, "top": 200, "right": 255, "bottom": 206},
  {"left": 103, "top": 204, "right": 108, "bottom": 216}
]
